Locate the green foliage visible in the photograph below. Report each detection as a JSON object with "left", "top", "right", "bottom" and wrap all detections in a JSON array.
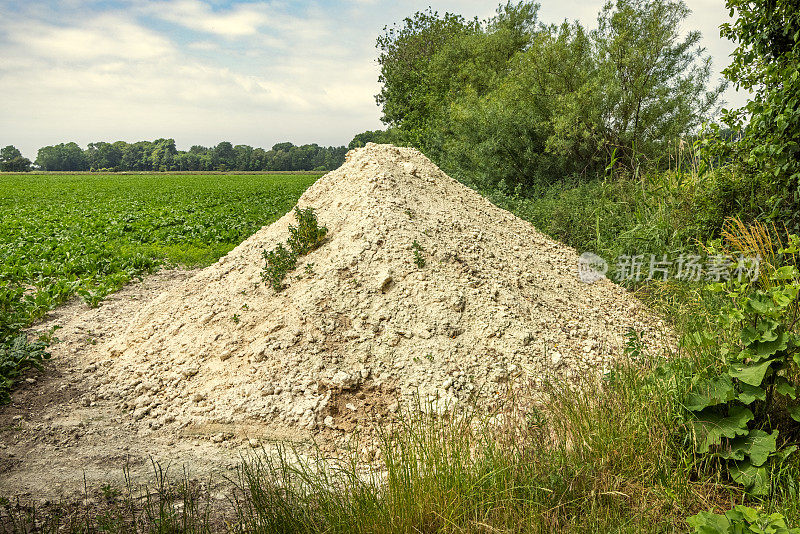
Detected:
[
  {"left": 261, "top": 244, "right": 297, "bottom": 292},
  {"left": 688, "top": 505, "right": 800, "bottom": 534},
  {"left": 261, "top": 207, "right": 327, "bottom": 292},
  {"left": 686, "top": 244, "right": 800, "bottom": 494},
  {"left": 29, "top": 139, "right": 347, "bottom": 172},
  {"left": 376, "top": 0, "right": 721, "bottom": 190},
  {"left": 287, "top": 207, "right": 328, "bottom": 256},
  {"left": 411, "top": 239, "right": 425, "bottom": 268},
  {"left": 0, "top": 145, "right": 31, "bottom": 172},
  {"left": 0, "top": 334, "right": 51, "bottom": 404},
  {"left": 718, "top": 0, "right": 800, "bottom": 229}
]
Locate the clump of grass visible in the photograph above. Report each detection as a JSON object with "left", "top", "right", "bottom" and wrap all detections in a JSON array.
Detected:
[{"left": 261, "top": 207, "right": 327, "bottom": 292}]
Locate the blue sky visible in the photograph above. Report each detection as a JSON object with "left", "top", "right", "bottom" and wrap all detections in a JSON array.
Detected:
[{"left": 0, "top": 0, "right": 745, "bottom": 159}]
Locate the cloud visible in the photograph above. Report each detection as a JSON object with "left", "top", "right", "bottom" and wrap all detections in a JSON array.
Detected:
[
  {"left": 144, "top": 0, "right": 272, "bottom": 37},
  {"left": 2, "top": 14, "right": 174, "bottom": 61}
]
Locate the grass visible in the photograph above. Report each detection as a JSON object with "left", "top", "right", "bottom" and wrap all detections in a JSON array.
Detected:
[{"left": 3, "top": 353, "right": 785, "bottom": 533}]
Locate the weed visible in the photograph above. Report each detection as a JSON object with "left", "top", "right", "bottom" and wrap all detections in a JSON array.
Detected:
[
  {"left": 412, "top": 239, "right": 425, "bottom": 268},
  {"left": 261, "top": 207, "right": 327, "bottom": 292},
  {"left": 232, "top": 314, "right": 241, "bottom": 324}
]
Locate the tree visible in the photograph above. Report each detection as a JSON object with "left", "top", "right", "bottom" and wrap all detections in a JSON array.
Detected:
[
  {"left": 86, "top": 142, "right": 122, "bottom": 170},
  {"left": 718, "top": 0, "right": 800, "bottom": 228},
  {"left": 376, "top": 8, "right": 482, "bottom": 150},
  {"left": 35, "top": 143, "right": 89, "bottom": 171},
  {"left": 592, "top": 0, "right": 724, "bottom": 169},
  {"left": 0, "top": 145, "right": 32, "bottom": 172},
  {"left": 213, "top": 141, "right": 235, "bottom": 170}
]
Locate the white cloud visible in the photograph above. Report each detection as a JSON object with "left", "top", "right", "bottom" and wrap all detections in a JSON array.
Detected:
[
  {"left": 3, "top": 14, "right": 174, "bottom": 61},
  {"left": 144, "top": 0, "right": 272, "bottom": 37}
]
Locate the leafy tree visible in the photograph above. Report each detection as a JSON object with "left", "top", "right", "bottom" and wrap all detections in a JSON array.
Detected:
[
  {"left": 86, "top": 142, "right": 122, "bottom": 170},
  {"left": 376, "top": 8, "right": 481, "bottom": 150},
  {"left": 0, "top": 145, "right": 31, "bottom": 172},
  {"left": 591, "top": 0, "right": 724, "bottom": 169},
  {"left": 376, "top": 0, "right": 722, "bottom": 189},
  {"left": 35, "top": 143, "right": 89, "bottom": 171},
  {"left": 719, "top": 0, "right": 800, "bottom": 228},
  {"left": 213, "top": 141, "right": 235, "bottom": 170},
  {"left": 349, "top": 130, "right": 394, "bottom": 149}
]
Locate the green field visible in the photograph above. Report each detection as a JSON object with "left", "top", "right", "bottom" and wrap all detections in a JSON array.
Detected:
[{"left": 0, "top": 173, "right": 317, "bottom": 398}]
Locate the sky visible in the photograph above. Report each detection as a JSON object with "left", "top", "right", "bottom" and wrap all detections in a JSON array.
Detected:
[{"left": 0, "top": 0, "right": 745, "bottom": 159}]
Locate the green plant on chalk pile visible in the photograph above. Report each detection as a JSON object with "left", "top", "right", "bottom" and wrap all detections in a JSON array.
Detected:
[
  {"left": 412, "top": 239, "right": 425, "bottom": 268},
  {"left": 261, "top": 207, "right": 327, "bottom": 292},
  {"left": 686, "top": 235, "right": 800, "bottom": 495}
]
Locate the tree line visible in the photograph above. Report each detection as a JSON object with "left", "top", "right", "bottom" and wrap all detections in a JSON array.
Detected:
[
  {"left": 0, "top": 140, "right": 349, "bottom": 172},
  {"left": 370, "top": 0, "right": 725, "bottom": 192}
]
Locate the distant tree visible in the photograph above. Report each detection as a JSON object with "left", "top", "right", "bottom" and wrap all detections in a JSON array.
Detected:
[
  {"left": 86, "top": 142, "right": 123, "bottom": 170},
  {"left": 234, "top": 144, "right": 254, "bottom": 170},
  {"left": 213, "top": 141, "right": 235, "bottom": 170},
  {"left": 28, "top": 139, "right": 347, "bottom": 173},
  {"left": 0, "top": 145, "right": 31, "bottom": 172},
  {"left": 150, "top": 138, "right": 177, "bottom": 171},
  {"left": 35, "top": 142, "right": 89, "bottom": 171}
]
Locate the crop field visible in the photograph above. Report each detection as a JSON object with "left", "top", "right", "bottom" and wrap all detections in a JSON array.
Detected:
[
  {"left": 1, "top": 172, "right": 318, "bottom": 314},
  {"left": 0, "top": 172, "right": 318, "bottom": 397}
]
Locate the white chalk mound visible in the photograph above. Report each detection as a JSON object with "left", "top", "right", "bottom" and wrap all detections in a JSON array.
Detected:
[{"left": 99, "top": 144, "right": 669, "bottom": 443}]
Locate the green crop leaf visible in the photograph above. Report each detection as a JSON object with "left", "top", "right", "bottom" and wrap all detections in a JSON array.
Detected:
[
  {"left": 686, "top": 375, "right": 736, "bottom": 411},
  {"left": 737, "top": 382, "right": 766, "bottom": 404},
  {"left": 691, "top": 406, "right": 754, "bottom": 453},
  {"left": 730, "top": 459, "right": 770, "bottom": 495},
  {"left": 729, "top": 359, "right": 773, "bottom": 386}
]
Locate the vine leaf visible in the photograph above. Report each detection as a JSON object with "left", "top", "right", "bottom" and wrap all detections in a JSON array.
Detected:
[
  {"left": 729, "top": 459, "right": 770, "bottom": 495},
  {"left": 717, "top": 429, "right": 777, "bottom": 466},
  {"left": 750, "top": 332, "right": 789, "bottom": 360},
  {"left": 788, "top": 405, "right": 800, "bottom": 423},
  {"left": 736, "top": 382, "right": 766, "bottom": 404},
  {"left": 775, "top": 376, "right": 797, "bottom": 399}
]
